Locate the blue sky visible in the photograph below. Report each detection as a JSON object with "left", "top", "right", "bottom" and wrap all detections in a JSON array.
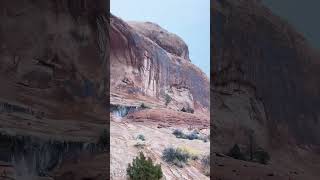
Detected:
[{"left": 111, "top": 0, "right": 210, "bottom": 77}]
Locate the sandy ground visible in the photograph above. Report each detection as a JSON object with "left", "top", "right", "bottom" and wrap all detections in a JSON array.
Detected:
[{"left": 110, "top": 119, "right": 210, "bottom": 180}]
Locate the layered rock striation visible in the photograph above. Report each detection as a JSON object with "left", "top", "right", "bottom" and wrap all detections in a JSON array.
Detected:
[
  {"left": 0, "top": 0, "right": 109, "bottom": 179},
  {"left": 212, "top": 0, "right": 320, "bottom": 148},
  {"left": 110, "top": 14, "right": 209, "bottom": 113}
]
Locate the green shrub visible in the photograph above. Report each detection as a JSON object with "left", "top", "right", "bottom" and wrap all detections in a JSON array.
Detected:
[
  {"left": 186, "top": 131, "right": 199, "bottom": 140},
  {"left": 162, "top": 147, "right": 190, "bottom": 168},
  {"left": 253, "top": 149, "right": 270, "bottom": 164},
  {"left": 127, "top": 152, "right": 163, "bottom": 180},
  {"left": 227, "top": 144, "right": 246, "bottom": 160},
  {"left": 136, "top": 134, "right": 145, "bottom": 141},
  {"left": 172, "top": 129, "right": 208, "bottom": 142},
  {"left": 172, "top": 129, "right": 184, "bottom": 138}
]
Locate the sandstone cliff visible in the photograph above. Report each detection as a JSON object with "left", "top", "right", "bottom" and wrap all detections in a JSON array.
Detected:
[
  {"left": 110, "top": 14, "right": 209, "bottom": 114},
  {"left": 212, "top": 0, "right": 320, "bottom": 148},
  {"left": 110, "top": 14, "right": 210, "bottom": 179},
  {"left": 0, "top": 0, "right": 108, "bottom": 179},
  {"left": 212, "top": 0, "right": 320, "bottom": 179}
]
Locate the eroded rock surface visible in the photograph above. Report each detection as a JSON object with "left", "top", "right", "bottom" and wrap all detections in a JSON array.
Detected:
[
  {"left": 110, "top": 15, "right": 209, "bottom": 113},
  {"left": 212, "top": 0, "right": 320, "bottom": 179},
  {"left": 0, "top": 0, "right": 108, "bottom": 179},
  {"left": 212, "top": 0, "right": 320, "bottom": 147},
  {"left": 110, "top": 14, "right": 210, "bottom": 180},
  {"left": 129, "top": 21, "right": 190, "bottom": 60}
]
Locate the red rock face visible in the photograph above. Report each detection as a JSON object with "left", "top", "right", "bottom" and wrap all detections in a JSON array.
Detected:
[
  {"left": 0, "top": 0, "right": 108, "bottom": 179},
  {"left": 0, "top": 0, "right": 108, "bottom": 130},
  {"left": 212, "top": 0, "right": 320, "bottom": 147},
  {"left": 129, "top": 21, "right": 190, "bottom": 61},
  {"left": 127, "top": 108, "right": 210, "bottom": 128},
  {"left": 110, "top": 15, "right": 210, "bottom": 112}
]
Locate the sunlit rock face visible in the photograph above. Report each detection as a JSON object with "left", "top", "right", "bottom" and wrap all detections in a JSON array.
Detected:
[
  {"left": 110, "top": 14, "right": 209, "bottom": 113},
  {"left": 212, "top": 0, "right": 320, "bottom": 147},
  {"left": 129, "top": 21, "right": 190, "bottom": 61}
]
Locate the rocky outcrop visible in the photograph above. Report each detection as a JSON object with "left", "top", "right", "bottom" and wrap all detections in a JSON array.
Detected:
[
  {"left": 0, "top": 0, "right": 108, "bottom": 138},
  {"left": 0, "top": 0, "right": 108, "bottom": 179},
  {"left": 110, "top": 14, "right": 209, "bottom": 113},
  {"left": 129, "top": 21, "right": 190, "bottom": 61},
  {"left": 212, "top": 1, "right": 320, "bottom": 179},
  {"left": 110, "top": 13, "right": 210, "bottom": 180},
  {"left": 127, "top": 108, "right": 209, "bottom": 128},
  {"left": 212, "top": 0, "right": 320, "bottom": 148}
]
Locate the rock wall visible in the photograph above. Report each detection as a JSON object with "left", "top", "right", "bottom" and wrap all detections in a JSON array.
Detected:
[
  {"left": 212, "top": 0, "right": 320, "bottom": 148},
  {"left": 129, "top": 21, "right": 190, "bottom": 61},
  {"left": 0, "top": 0, "right": 108, "bottom": 138},
  {"left": 110, "top": 15, "right": 209, "bottom": 112},
  {"left": 0, "top": 0, "right": 109, "bottom": 179}
]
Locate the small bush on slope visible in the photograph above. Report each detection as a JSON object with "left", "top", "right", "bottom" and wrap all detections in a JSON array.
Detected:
[
  {"left": 179, "top": 146, "right": 200, "bottom": 160},
  {"left": 162, "top": 147, "right": 190, "bottom": 168},
  {"left": 127, "top": 152, "right": 163, "bottom": 180},
  {"left": 186, "top": 131, "right": 199, "bottom": 140},
  {"left": 172, "top": 129, "right": 184, "bottom": 138},
  {"left": 227, "top": 144, "right": 271, "bottom": 164},
  {"left": 136, "top": 134, "right": 145, "bottom": 141},
  {"left": 227, "top": 144, "right": 246, "bottom": 160},
  {"left": 172, "top": 129, "right": 208, "bottom": 142},
  {"left": 253, "top": 149, "right": 270, "bottom": 164}
]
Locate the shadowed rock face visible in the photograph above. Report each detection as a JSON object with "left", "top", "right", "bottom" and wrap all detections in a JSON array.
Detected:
[
  {"left": 0, "top": 0, "right": 108, "bottom": 179},
  {"left": 0, "top": 0, "right": 108, "bottom": 138},
  {"left": 110, "top": 14, "right": 209, "bottom": 112},
  {"left": 212, "top": 0, "right": 320, "bottom": 147}
]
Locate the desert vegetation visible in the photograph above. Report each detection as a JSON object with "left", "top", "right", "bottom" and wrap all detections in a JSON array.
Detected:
[
  {"left": 162, "top": 147, "right": 190, "bottom": 168},
  {"left": 136, "top": 134, "right": 145, "bottom": 141},
  {"left": 227, "top": 144, "right": 270, "bottom": 164},
  {"left": 179, "top": 146, "right": 200, "bottom": 160},
  {"left": 172, "top": 129, "right": 209, "bottom": 142},
  {"left": 127, "top": 152, "right": 163, "bottom": 180},
  {"left": 162, "top": 146, "right": 202, "bottom": 168}
]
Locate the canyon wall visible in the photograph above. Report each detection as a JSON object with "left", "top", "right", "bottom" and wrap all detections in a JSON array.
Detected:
[
  {"left": 0, "top": 0, "right": 108, "bottom": 179},
  {"left": 0, "top": 0, "right": 108, "bottom": 140},
  {"left": 110, "top": 14, "right": 210, "bottom": 112},
  {"left": 212, "top": 0, "right": 320, "bottom": 149}
]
